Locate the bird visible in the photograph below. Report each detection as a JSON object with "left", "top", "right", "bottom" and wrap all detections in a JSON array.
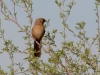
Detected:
[{"left": 32, "top": 18, "right": 46, "bottom": 57}]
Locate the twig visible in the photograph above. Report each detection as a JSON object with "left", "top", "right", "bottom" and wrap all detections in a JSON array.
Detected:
[{"left": 15, "top": 60, "right": 27, "bottom": 72}]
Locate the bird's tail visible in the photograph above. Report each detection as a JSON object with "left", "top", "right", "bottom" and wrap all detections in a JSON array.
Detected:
[{"left": 34, "top": 40, "right": 41, "bottom": 57}]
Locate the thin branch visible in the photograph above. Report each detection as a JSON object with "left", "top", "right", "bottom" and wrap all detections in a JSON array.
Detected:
[
  {"left": 15, "top": 60, "right": 27, "bottom": 73},
  {"left": 1, "top": 0, "right": 15, "bottom": 20}
]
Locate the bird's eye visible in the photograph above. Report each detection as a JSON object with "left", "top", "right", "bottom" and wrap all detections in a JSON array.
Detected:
[{"left": 44, "top": 19, "right": 46, "bottom": 22}]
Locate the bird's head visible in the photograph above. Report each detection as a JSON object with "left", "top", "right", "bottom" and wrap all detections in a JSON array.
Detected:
[{"left": 35, "top": 18, "right": 46, "bottom": 25}]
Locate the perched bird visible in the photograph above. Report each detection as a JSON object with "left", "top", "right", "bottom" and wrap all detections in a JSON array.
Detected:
[{"left": 32, "top": 18, "right": 46, "bottom": 57}]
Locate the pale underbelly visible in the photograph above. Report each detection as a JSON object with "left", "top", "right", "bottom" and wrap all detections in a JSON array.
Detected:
[{"left": 33, "top": 29, "right": 44, "bottom": 40}]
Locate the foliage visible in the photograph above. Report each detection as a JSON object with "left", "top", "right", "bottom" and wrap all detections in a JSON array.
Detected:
[{"left": 0, "top": 0, "right": 100, "bottom": 75}]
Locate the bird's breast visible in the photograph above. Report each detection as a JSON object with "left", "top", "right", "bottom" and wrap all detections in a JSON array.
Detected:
[{"left": 32, "top": 25, "right": 45, "bottom": 40}]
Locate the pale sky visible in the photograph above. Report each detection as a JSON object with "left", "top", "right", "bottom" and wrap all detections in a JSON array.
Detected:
[{"left": 0, "top": 0, "right": 100, "bottom": 74}]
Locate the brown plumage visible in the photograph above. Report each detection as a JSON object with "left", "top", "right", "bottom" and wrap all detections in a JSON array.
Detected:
[{"left": 32, "top": 18, "right": 46, "bottom": 57}]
